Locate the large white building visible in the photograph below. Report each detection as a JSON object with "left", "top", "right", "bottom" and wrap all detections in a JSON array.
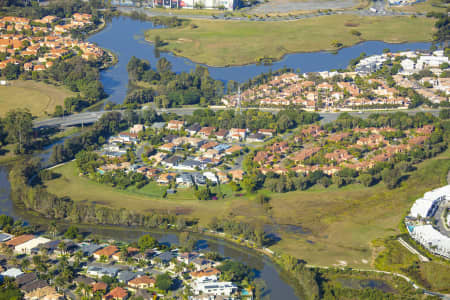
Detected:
[
  {"left": 409, "top": 225, "right": 450, "bottom": 259},
  {"left": 409, "top": 185, "right": 450, "bottom": 218},
  {"left": 193, "top": 280, "right": 237, "bottom": 297},
  {"left": 15, "top": 237, "right": 51, "bottom": 254},
  {"left": 407, "top": 185, "right": 450, "bottom": 259}
]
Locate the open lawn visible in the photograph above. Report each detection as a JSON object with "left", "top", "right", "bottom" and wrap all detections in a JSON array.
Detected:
[
  {"left": 45, "top": 161, "right": 266, "bottom": 224},
  {"left": 146, "top": 15, "right": 435, "bottom": 66},
  {"left": 268, "top": 149, "right": 450, "bottom": 268},
  {"left": 0, "top": 80, "right": 74, "bottom": 117},
  {"left": 45, "top": 149, "right": 450, "bottom": 269}
]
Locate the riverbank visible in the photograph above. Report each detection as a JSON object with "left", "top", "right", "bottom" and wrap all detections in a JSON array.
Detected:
[{"left": 145, "top": 15, "right": 435, "bottom": 67}]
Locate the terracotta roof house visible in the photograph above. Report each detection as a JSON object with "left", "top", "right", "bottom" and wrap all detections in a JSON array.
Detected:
[
  {"left": 291, "top": 147, "right": 320, "bottom": 162},
  {"left": 103, "top": 286, "right": 128, "bottom": 299},
  {"left": 93, "top": 245, "right": 119, "bottom": 260},
  {"left": 198, "top": 127, "right": 216, "bottom": 138},
  {"left": 92, "top": 282, "right": 108, "bottom": 293},
  {"left": 167, "top": 120, "right": 185, "bottom": 130},
  {"left": 5, "top": 234, "right": 34, "bottom": 248},
  {"left": 128, "top": 275, "right": 155, "bottom": 290},
  {"left": 190, "top": 268, "right": 221, "bottom": 280}
]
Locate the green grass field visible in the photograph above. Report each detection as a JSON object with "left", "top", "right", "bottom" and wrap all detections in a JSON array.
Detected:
[
  {"left": 0, "top": 80, "right": 74, "bottom": 117},
  {"left": 374, "top": 238, "right": 450, "bottom": 293},
  {"left": 146, "top": 15, "right": 435, "bottom": 66},
  {"left": 45, "top": 161, "right": 265, "bottom": 222},
  {"left": 268, "top": 149, "right": 450, "bottom": 267},
  {"left": 45, "top": 149, "right": 450, "bottom": 269}
]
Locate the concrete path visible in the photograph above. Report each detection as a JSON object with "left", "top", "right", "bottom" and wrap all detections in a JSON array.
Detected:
[{"left": 397, "top": 237, "right": 430, "bottom": 262}]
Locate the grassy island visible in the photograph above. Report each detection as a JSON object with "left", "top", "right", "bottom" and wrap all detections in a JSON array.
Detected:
[{"left": 145, "top": 15, "right": 435, "bottom": 67}]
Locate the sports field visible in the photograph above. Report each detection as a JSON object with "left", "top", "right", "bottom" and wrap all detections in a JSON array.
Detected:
[
  {"left": 0, "top": 80, "right": 74, "bottom": 117},
  {"left": 146, "top": 15, "right": 435, "bottom": 66}
]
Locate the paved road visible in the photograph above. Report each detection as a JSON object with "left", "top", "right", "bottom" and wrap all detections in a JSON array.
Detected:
[
  {"left": 33, "top": 108, "right": 442, "bottom": 129},
  {"left": 435, "top": 202, "right": 450, "bottom": 238}
]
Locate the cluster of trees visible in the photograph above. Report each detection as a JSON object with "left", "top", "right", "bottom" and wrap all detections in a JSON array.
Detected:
[
  {"left": 218, "top": 260, "right": 254, "bottom": 283},
  {"left": 42, "top": 57, "right": 106, "bottom": 112},
  {"left": 8, "top": 159, "right": 196, "bottom": 229},
  {"left": 49, "top": 112, "right": 123, "bottom": 165},
  {"left": 185, "top": 108, "right": 319, "bottom": 133},
  {"left": 0, "top": 0, "right": 104, "bottom": 19},
  {"left": 326, "top": 111, "right": 437, "bottom": 131},
  {"left": 94, "top": 168, "right": 148, "bottom": 189},
  {"left": 273, "top": 253, "right": 320, "bottom": 300},
  {"left": 0, "top": 108, "right": 33, "bottom": 154},
  {"left": 427, "top": 12, "right": 449, "bottom": 45},
  {"left": 126, "top": 56, "right": 224, "bottom": 107},
  {"left": 208, "top": 217, "right": 267, "bottom": 246}
]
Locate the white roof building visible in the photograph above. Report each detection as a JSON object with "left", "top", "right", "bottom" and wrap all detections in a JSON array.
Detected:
[
  {"left": 15, "top": 237, "right": 51, "bottom": 254},
  {"left": 1, "top": 268, "right": 24, "bottom": 278},
  {"left": 409, "top": 185, "right": 450, "bottom": 218},
  {"left": 193, "top": 280, "right": 237, "bottom": 297},
  {"left": 410, "top": 225, "right": 450, "bottom": 259}
]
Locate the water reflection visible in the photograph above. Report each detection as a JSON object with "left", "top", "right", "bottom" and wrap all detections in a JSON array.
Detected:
[{"left": 88, "top": 16, "right": 431, "bottom": 104}]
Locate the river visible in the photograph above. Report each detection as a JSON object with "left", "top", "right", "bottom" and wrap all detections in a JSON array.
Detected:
[
  {"left": 0, "top": 147, "right": 300, "bottom": 300},
  {"left": 0, "top": 16, "right": 435, "bottom": 299},
  {"left": 88, "top": 16, "right": 431, "bottom": 104}
]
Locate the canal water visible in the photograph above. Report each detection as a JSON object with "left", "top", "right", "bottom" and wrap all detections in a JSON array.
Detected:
[
  {"left": 0, "top": 16, "right": 434, "bottom": 299},
  {"left": 0, "top": 146, "right": 299, "bottom": 299},
  {"left": 88, "top": 16, "right": 431, "bottom": 104}
]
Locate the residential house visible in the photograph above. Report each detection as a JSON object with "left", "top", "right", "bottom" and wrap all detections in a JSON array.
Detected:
[
  {"left": 258, "top": 129, "right": 275, "bottom": 137},
  {"left": 93, "top": 245, "right": 119, "bottom": 260},
  {"left": 215, "top": 129, "right": 229, "bottom": 140},
  {"left": 167, "top": 120, "right": 185, "bottom": 131},
  {"left": 128, "top": 275, "right": 156, "bottom": 291},
  {"left": 247, "top": 133, "right": 266, "bottom": 143},
  {"left": 157, "top": 172, "right": 177, "bottom": 185},
  {"left": 4, "top": 234, "right": 35, "bottom": 252},
  {"left": 161, "top": 155, "right": 183, "bottom": 168},
  {"left": 198, "top": 127, "right": 216, "bottom": 138},
  {"left": 190, "top": 268, "right": 221, "bottom": 282},
  {"left": 187, "top": 123, "right": 201, "bottom": 136},
  {"left": 130, "top": 124, "right": 145, "bottom": 134},
  {"left": 103, "top": 287, "right": 128, "bottom": 300},
  {"left": 117, "top": 270, "right": 136, "bottom": 284},
  {"left": 291, "top": 147, "right": 320, "bottom": 162}
]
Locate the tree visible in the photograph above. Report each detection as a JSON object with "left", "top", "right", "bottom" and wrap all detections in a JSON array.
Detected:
[
  {"left": 3, "top": 63, "right": 20, "bottom": 80},
  {"left": 156, "top": 57, "right": 172, "bottom": 74},
  {"left": 4, "top": 109, "right": 33, "bottom": 154},
  {"left": 179, "top": 231, "right": 196, "bottom": 251},
  {"left": 64, "top": 225, "right": 79, "bottom": 239},
  {"left": 0, "top": 215, "right": 13, "bottom": 229},
  {"left": 382, "top": 167, "right": 401, "bottom": 189},
  {"left": 154, "top": 35, "right": 162, "bottom": 48},
  {"left": 358, "top": 173, "right": 374, "bottom": 187},
  {"left": 156, "top": 273, "right": 173, "bottom": 292},
  {"left": 138, "top": 234, "right": 158, "bottom": 250}
]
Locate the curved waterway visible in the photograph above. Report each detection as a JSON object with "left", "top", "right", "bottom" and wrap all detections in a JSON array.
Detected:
[
  {"left": 89, "top": 16, "right": 431, "bottom": 104},
  {"left": 0, "top": 18, "right": 434, "bottom": 299},
  {"left": 0, "top": 144, "right": 299, "bottom": 299}
]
